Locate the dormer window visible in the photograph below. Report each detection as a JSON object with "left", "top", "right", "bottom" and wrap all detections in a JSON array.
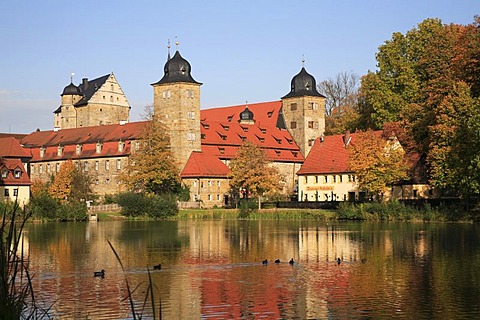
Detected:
[
  {"left": 202, "top": 123, "right": 210, "bottom": 129},
  {"left": 201, "top": 134, "right": 206, "bottom": 139},
  {"left": 57, "top": 145, "right": 64, "bottom": 157},
  {"left": 40, "top": 147, "right": 46, "bottom": 158},
  {"left": 1, "top": 167, "right": 8, "bottom": 178},
  {"left": 267, "top": 111, "right": 273, "bottom": 118},
  {"left": 76, "top": 144, "right": 82, "bottom": 156},
  {"left": 241, "top": 126, "right": 248, "bottom": 132},
  {"left": 292, "top": 151, "right": 298, "bottom": 157},
  {"left": 274, "top": 137, "right": 281, "bottom": 144},
  {"left": 260, "top": 128, "right": 266, "bottom": 134},
  {"left": 218, "top": 147, "right": 225, "bottom": 154},
  {"left": 275, "top": 150, "right": 281, "bottom": 156},
  {"left": 222, "top": 125, "right": 230, "bottom": 131},
  {"left": 14, "top": 168, "right": 22, "bottom": 179},
  {"left": 118, "top": 140, "right": 124, "bottom": 152},
  {"left": 227, "top": 115, "right": 233, "bottom": 122},
  {"left": 96, "top": 142, "right": 102, "bottom": 154},
  {"left": 257, "top": 135, "right": 265, "bottom": 143}
]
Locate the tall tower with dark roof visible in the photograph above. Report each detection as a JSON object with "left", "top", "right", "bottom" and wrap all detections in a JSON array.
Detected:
[
  {"left": 152, "top": 48, "right": 202, "bottom": 171},
  {"left": 281, "top": 66, "right": 325, "bottom": 156}
]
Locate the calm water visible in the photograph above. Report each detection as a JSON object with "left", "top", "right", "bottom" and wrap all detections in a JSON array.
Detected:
[{"left": 23, "top": 220, "right": 480, "bottom": 319}]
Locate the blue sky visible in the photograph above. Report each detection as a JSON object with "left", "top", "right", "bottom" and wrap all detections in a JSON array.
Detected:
[{"left": 0, "top": 1, "right": 477, "bottom": 133}]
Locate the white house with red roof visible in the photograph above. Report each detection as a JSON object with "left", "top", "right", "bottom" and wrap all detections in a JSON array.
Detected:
[{"left": 0, "top": 137, "right": 32, "bottom": 206}]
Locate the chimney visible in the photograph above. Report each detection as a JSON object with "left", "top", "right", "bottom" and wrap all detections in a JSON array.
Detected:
[
  {"left": 343, "top": 130, "right": 351, "bottom": 147},
  {"left": 82, "top": 78, "right": 89, "bottom": 91}
]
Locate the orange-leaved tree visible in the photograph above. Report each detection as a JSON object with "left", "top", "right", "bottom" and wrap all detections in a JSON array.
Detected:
[
  {"left": 348, "top": 130, "right": 409, "bottom": 201},
  {"left": 48, "top": 159, "right": 75, "bottom": 203}
]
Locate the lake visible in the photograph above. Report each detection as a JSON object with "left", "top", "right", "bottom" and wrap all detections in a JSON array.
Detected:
[{"left": 23, "top": 219, "right": 480, "bottom": 319}]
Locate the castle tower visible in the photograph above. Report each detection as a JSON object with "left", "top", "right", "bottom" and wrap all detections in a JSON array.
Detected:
[
  {"left": 281, "top": 66, "right": 325, "bottom": 156},
  {"left": 54, "top": 80, "right": 82, "bottom": 129},
  {"left": 152, "top": 49, "right": 202, "bottom": 171}
]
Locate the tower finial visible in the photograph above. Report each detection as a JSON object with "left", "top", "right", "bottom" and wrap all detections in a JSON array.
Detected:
[
  {"left": 175, "top": 35, "right": 179, "bottom": 51},
  {"left": 167, "top": 39, "right": 171, "bottom": 60},
  {"left": 70, "top": 72, "right": 75, "bottom": 84},
  {"left": 302, "top": 54, "right": 305, "bottom": 67}
]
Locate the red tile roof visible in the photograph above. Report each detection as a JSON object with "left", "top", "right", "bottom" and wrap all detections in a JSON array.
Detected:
[
  {"left": 297, "top": 131, "right": 382, "bottom": 175},
  {"left": 0, "top": 158, "right": 31, "bottom": 186},
  {"left": 201, "top": 101, "right": 282, "bottom": 128},
  {"left": 181, "top": 151, "right": 230, "bottom": 178},
  {"left": 0, "top": 137, "right": 31, "bottom": 158}
]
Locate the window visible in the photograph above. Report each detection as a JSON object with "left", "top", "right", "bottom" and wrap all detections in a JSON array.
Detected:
[
  {"left": 227, "top": 116, "right": 233, "bottom": 122},
  {"left": 193, "top": 180, "right": 197, "bottom": 187},
  {"left": 208, "top": 180, "right": 212, "bottom": 187},
  {"left": 219, "top": 147, "right": 225, "bottom": 154},
  {"left": 308, "top": 102, "right": 318, "bottom": 110},
  {"left": 315, "top": 176, "right": 319, "bottom": 183},
  {"left": 39, "top": 164, "right": 43, "bottom": 174},
  {"left": 187, "top": 132, "right": 196, "bottom": 141},
  {"left": 324, "top": 176, "right": 328, "bottom": 183},
  {"left": 1, "top": 168, "right": 7, "bottom": 178},
  {"left": 31, "top": 165, "right": 35, "bottom": 174},
  {"left": 339, "top": 175, "right": 343, "bottom": 183},
  {"left": 4, "top": 189, "right": 9, "bottom": 197},
  {"left": 96, "top": 143, "right": 102, "bottom": 154},
  {"left": 40, "top": 147, "right": 45, "bottom": 158},
  {"left": 308, "top": 121, "right": 318, "bottom": 129},
  {"left": 110, "top": 96, "right": 113, "bottom": 102},
  {"left": 105, "top": 160, "right": 110, "bottom": 171},
  {"left": 106, "top": 178, "right": 110, "bottom": 184},
  {"left": 76, "top": 144, "right": 82, "bottom": 156},
  {"left": 333, "top": 175, "right": 337, "bottom": 183},
  {"left": 308, "top": 139, "right": 315, "bottom": 146},
  {"left": 95, "top": 179, "right": 99, "bottom": 185},
  {"left": 208, "top": 194, "right": 212, "bottom": 201},
  {"left": 57, "top": 145, "right": 63, "bottom": 156},
  {"left": 304, "top": 176, "right": 308, "bottom": 183},
  {"left": 47, "top": 164, "right": 51, "bottom": 173},
  {"left": 118, "top": 141, "right": 124, "bottom": 152},
  {"left": 217, "top": 194, "right": 220, "bottom": 201},
  {"left": 162, "top": 90, "right": 171, "bottom": 99},
  {"left": 413, "top": 190, "right": 418, "bottom": 198},
  {"left": 267, "top": 111, "right": 273, "bottom": 118},
  {"left": 201, "top": 134, "right": 206, "bottom": 139},
  {"left": 186, "top": 89, "right": 194, "bottom": 98},
  {"left": 187, "top": 111, "right": 195, "bottom": 119},
  {"left": 95, "top": 161, "right": 99, "bottom": 171},
  {"left": 290, "top": 121, "right": 297, "bottom": 129},
  {"left": 13, "top": 189, "right": 18, "bottom": 196},
  {"left": 111, "top": 84, "right": 114, "bottom": 91},
  {"left": 56, "top": 163, "right": 60, "bottom": 173},
  {"left": 217, "top": 181, "right": 221, "bottom": 187},
  {"left": 14, "top": 169, "right": 22, "bottom": 178},
  {"left": 84, "top": 162, "right": 89, "bottom": 172},
  {"left": 116, "top": 159, "right": 121, "bottom": 171},
  {"left": 290, "top": 103, "right": 297, "bottom": 111}
]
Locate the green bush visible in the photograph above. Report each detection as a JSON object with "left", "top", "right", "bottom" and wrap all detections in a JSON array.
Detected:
[
  {"left": 146, "top": 193, "right": 178, "bottom": 218},
  {"left": 27, "top": 193, "right": 59, "bottom": 220},
  {"left": 116, "top": 192, "right": 179, "bottom": 218},
  {"left": 56, "top": 201, "right": 88, "bottom": 221}
]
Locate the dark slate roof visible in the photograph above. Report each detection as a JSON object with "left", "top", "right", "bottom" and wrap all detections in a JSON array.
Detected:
[
  {"left": 282, "top": 67, "right": 325, "bottom": 99},
  {"left": 152, "top": 51, "right": 201, "bottom": 85},
  {"left": 239, "top": 106, "right": 254, "bottom": 122},
  {"left": 61, "top": 82, "right": 81, "bottom": 96},
  {"left": 74, "top": 74, "right": 110, "bottom": 107}
]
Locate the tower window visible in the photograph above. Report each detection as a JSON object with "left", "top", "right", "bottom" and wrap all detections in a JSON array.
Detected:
[
  {"left": 110, "top": 96, "right": 113, "bottom": 102},
  {"left": 162, "top": 90, "right": 171, "bottom": 99},
  {"left": 187, "top": 132, "right": 196, "bottom": 141},
  {"left": 186, "top": 90, "right": 194, "bottom": 98},
  {"left": 290, "top": 121, "right": 297, "bottom": 129},
  {"left": 187, "top": 111, "right": 195, "bottom": 119},
  {"left": 290, "top": 103, "right": 297, "bottom": 111}
]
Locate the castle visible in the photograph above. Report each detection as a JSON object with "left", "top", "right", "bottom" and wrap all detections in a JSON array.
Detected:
[{"left": 18, "top": 49, "right": 327, "bottom": 207}]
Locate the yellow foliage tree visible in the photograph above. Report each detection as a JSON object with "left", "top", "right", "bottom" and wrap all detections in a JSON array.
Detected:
[
  {"left": 48, "top": 159, "right": 75, "bottom": 203},
  {"left": 348, "top": 130, "right": 409, "bottom": 201},
  {"left": 119, "top": 116, "right": 181, "bottom": 195},
  {"left": 228, "top": 142, "right": 283, "bottom": 208}
]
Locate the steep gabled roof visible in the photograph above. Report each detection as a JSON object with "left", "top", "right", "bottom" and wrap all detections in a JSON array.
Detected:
[
  {"left": 181, "top": 151, "right": 230, "bottom": 178},
  {"left": 0, "top": 158, "right": 31, "bottom": 186},
  {"left": 297, "top": 131, "right": 382, "bottom": 175},
  {"left": 0, "top": 137, "right": 31, "bottom": 158},
  {"left": 74, "top": 74, "right": 110, "bottom": 107}
]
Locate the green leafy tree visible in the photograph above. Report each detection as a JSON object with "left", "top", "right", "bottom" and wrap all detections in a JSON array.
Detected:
[
  {"left": 348, "top": 130, "right": 409, "bottom": 201},
  {"left": 228, "top": 142, "right": 283, "bottom": 209},
  {"left": 119, "top": 113, "right": 181, "bottom": 195}
]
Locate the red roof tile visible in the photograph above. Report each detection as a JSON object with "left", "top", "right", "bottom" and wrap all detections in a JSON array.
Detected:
[
  {"left": 0, "top": 158, "right": 31, "bottom": 186},
  {"left": 181, "top": 151, "right": 230, "bottom": 178},
  {"left": 297, "top": 131, "right": 382, "bottom": 175},
  {"left": 201, "top": 101, "right": 282, "bottom": 127},
  {"left": 0, "top": 137, "right": 31, "bottom": 158}
]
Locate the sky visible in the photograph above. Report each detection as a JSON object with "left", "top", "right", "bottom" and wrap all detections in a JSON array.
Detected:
[{"left": 0, "top": 1, "right": 478, "bottom": 134}]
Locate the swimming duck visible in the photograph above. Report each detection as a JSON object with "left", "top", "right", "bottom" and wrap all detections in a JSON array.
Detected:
[
  {"left": 153, "top": 264, "right": 161, "bottom": 270},
  {"left": 262, "top": 259, "right": 268, "bottom": 265},
  {"left": 289, "top": 258, "right": 294, "bottom": 265},
  {"left": 94, "top": 269, "right": 105, "bottom": 277},
  {"left": 274, "top": 259, "right": 281, "bottom": 264},
  {"left": 337, "top": 258, "right": 342, "bottom": 265}
]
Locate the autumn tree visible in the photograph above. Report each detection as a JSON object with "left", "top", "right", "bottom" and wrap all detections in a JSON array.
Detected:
[
  {"left": 348, "top": 130, "right": 409, "bottom": 201},
  {"left": 228, "top": 142, "right": 283, "bottom": 209},
  {"left": 358, "top": 17, "right": 480, "bottom": 195},
  {"left": 318, "top": 71, "right": 361, "bottom": 134},
  {"left": 119, "top": 111, "right": 181, "bottom": 195},
  {"left": 49, "top": 159, "right": 75, "bottom": 202}
]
